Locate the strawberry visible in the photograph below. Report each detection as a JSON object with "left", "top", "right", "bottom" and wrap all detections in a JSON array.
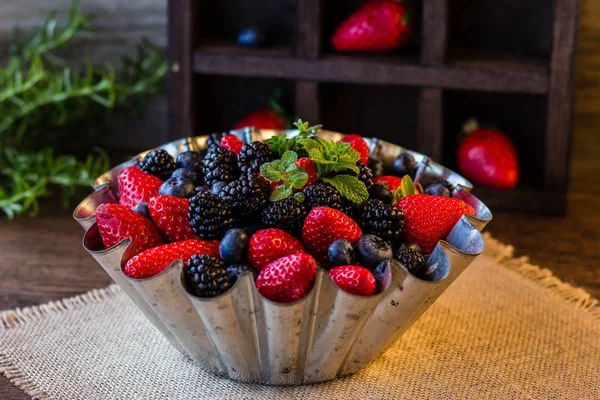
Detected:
[
  {"left": 96, "top": 203, "right": 164, "bottom": 253},
  {"left": 329, "top": 265, "right": 376, "bottom": 296},
  {"left": 341, "top": 134, "right": 369, "bottom": 164},
  {"left": 117, "top": 166, "right": 163, "bottom": 208},
  {"left": 457, "top": 121, "right": 519, "bottom": 189},
  {"left": 148, "top": 195, "right": 196, "bottom": 242},
  {"left": 373, "top": 175, "right": 403, "bottom": 192},
  {"left": 124, "top": 238, "right": 220, "bottom": 279},
  {"left": 302, "top": 207, "right": 362, "bottom": 265},
  {"left": 220, "top": 135, "right": 245, "bottom": 155},
  {"left": 332, "top": 0, "right": 414, "bottom": 52},
  {"left": 396, "top": 195, "right": 475, "bottom": 254},
  {"left": 295, "top": 157, "right": 317, "bottom": 188},
  {"left": 255, "top": 253, "right": 317, "bottom": 303},
  {"left": 248, "top": 228, "right": 305, "bottom": 271},
  {"left": 233, "top": 108, "right": 287, "bottom": 130}
]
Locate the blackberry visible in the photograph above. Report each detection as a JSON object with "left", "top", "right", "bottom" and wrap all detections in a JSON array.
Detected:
[
  {"left": 356, "top": 162, "right": 374, "bottom": 188},
  {"left": 216, "top": 173, "right": 270, "bottom": 217},
  {"left": 356, "top": 199, "right": 404, "bottom": 243},
  {"left": 339, "top": 198, "right": 356, "bottom": 219},
  {"left": 238, "top": 141, "right": 275, "bottom": 174},
  {"left": 188, "top": 191, "right": 234, "bottom": 239},
  {"left": 303, "top": 183, "right": 343, "bottom": 210},
  {"left": 206, "top": 132, "right": 225, "bottom": 150},
  {"left": 184, "top": 255, "right": 232, "bottom": 298},
  {"left": 395, "top": 247, "right": 426, "bottom": 276},
  {"left": 261, "top": 197, "right": 309, "bottom": 235},
  {"left": 140, "top": 149, "right": 176, "bottom": 180},
  {"left": 202, "top": 146, "right": 237, "bottom": 186}
]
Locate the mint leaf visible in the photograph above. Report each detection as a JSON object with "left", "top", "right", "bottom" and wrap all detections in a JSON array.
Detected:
[
  {"left": 285, "top": 164, "right": 298, "bottom": 173},
  {"left": 331, "top": 159, "right": 360, "bottom": 174},
  {"left": 281, "top": 150, "right": 297, "bottom": 166},
  {"left": 263, "top": 169, "right": 284, "bottom": 182},
  {"left": 270, "top": 187, "right": 293, "bottom": 201},
  {"left": 322, "top": 175, "right": 368, "bottom": 205},
  {"left": 337, "top": 142, "right": 361, "bottom": 163},
  {"left": 288, "top": 170, "right": 308, "bottom": 188}
]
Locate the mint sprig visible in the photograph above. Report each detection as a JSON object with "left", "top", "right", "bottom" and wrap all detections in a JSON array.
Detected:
[
  {"left": 260, "top": 150, "right": 308, "bottom": 201},
  {"left": 263, "top": 119, "right": 368, "bottom": 204},
  {"left": 392, "top": 175, "right": 416, "bottom": 204}
]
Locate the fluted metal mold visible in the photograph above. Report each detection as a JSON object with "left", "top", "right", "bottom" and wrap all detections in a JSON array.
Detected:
[{"left": 74, "top": 128, "right": 492, "bottom": 385}]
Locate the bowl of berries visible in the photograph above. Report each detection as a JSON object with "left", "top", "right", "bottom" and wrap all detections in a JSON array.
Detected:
[{"left": 73, "top": 120, "right": 492, "bottom": 385}]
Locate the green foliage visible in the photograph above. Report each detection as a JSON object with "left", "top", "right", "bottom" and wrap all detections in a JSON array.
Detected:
[
  {"left": 261, "top": 119, "right": 368, "bottom": 204},
  {"left": 260, "top": 150, "right": 308, "bottom": 202},
  {"left": 0, "top": 0, "right": 167, "bottom": 218},
  {"left": 0, "top": 147, "right": 109, "bottom": 218},
  {"left": 392, "top": 175, "right": 416, "bottom": 204}
]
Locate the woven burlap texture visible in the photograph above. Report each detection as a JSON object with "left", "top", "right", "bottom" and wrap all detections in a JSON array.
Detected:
[{"left": 1, "top": 234, "right": 599, "bottom": 400}]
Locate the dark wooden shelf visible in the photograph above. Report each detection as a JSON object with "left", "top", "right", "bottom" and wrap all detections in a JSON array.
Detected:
[
  {"left": 193, "top": 46, "right": 548, "bottom": 94},
  {"left": 170, "top": 0, "right": 580, "bottom": 214}
]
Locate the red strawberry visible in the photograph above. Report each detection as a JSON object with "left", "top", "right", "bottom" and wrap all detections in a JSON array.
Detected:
[
  {"left": 124, "top": 238, "right": 220, "bottom": 279},
  {"left": 148, "top": 195, "right": 196, "bottom": 242},
  {"left": 457, "top": 122, "right": 519, "bottom": 189},
  {"left": 373, "top": 175, "right": 403, "bottom": 192},
  {"left": 255, "top": 253, "right": 317, "bottom": 303},
  {"left": 220, "top": 135, "right": 244, "bottom": 155},
  {"left": 96, "top": 203, "right": 164, "bottom": 253},
  {"left": 117, "top": 166, "right": 163, "bottom": 208},
  {"left": 329, "top": 265, "right": 376, "bottom": 296},
  {"left": 294, "top": 157, "right": 317, "bottom": 189},
  {"left": 248, "top": 228, "right": 305, "bottom": 271},
  {"left": 332, "top": 0, "right": 414, "bottom": 52},
  {"left": 341, "top": 134, "right": 364, "bottom": 143},
  {"left": 396, "top": 195, "right": 475, "bottom": 254},
  {"left": 233, "top": 108, "right": 287, "bottom": 130},
  {"left": 302, "top": 207, "right": 362, "bottom": 265},
  {"left": 341, "top": 135, "right": 369, "bottom": 165}
]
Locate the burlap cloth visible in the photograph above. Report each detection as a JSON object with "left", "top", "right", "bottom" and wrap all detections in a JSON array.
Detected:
[{"left": 1, "top": 234, "right": 599, "bottom": 400}]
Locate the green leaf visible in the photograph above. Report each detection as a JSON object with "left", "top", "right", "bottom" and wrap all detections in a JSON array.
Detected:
[
  {"left": 331, "top": 159, "right": 360, "bottom": 174},
  {"left": 270, "top": 187, "right": 293, "bottom": 202},
  {"left": 393, "top": 175, "right": 416, "bottom": 204},
  {"left": 280, "top": 150, "right": 297, "bottom": 166},
  {"left": 294, "top": 192, "right": 305, "bottom": 202},
  {"left": 322, "top": 175, "right": 368, "bottom": 205},
  {"left": 288, "top": 170, "right": 308, "bottom": 189}
]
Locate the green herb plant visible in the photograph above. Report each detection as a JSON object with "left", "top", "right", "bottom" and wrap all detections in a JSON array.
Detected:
[
  {"left": 262, "top": 120, "right": 369, "bottom": 205},
  {"left": 0, "top": 0, "right": 167, "bottom": 218}
]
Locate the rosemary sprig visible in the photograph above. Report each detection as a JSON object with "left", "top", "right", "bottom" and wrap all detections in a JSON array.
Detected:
[{"left": 0, "top": 0, "right": 168, "bottom": 218}]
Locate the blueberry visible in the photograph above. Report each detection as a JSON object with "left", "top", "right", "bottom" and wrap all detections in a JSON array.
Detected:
[
  {"left": 355, "top": 235, "right": 393, "bottom": 270},
  {"left": 132, "top": 202, "right": 151, "bottom": 220},
  {"left": 159, "top": 176, "right": 196, "bottom": 198},
  {"left": 171, "top": 168, "right": 202, "bottom": 186},
  {"left": 328, "top": 239, "right": 355, "bottom": 268},
  {"left": 367, "top": 156, "right": 384, "bottom": 178},
  {"left": 237, "top": 27, "right": 266, "bottom": 48},
  {"left": 399, "top": 242, "right": 422, "bottom": 254},
  {"left": 211, "top": 181, "right": 228, "bottom": 195},
  {"left": 176, "top": 151, "right": 203, "bottom": 171},
  {"left": 368, "top": 182, "right": 393, "bottom": 204},
  {"left": 219, "top": 228, "right": 249, "bottom": 265},
  {"left": 373, "top": 259, "right": 400, "bottom": 293},
  {"left": 226, "top": 264, "right": 256, "bottom": 283},
  {"left": 393, "top": 153, "right": 417, "bottom": 178},
  {"left": 424, "top": 182, "right": 450, "bottom": 197}
]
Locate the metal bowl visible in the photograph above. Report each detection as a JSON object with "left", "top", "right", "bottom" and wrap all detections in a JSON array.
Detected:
[{"left": 73, "top": 128, "right": 492, "bottom": 385}]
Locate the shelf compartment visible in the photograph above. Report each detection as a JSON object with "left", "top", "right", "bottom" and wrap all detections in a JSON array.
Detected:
[
  {"left": 448, "top": 0, "right": 553, "bottom": 63},
  {"left": 196, "top": 0, "right": 297, "bottom": 49},
  {"left": 442, "top": 90, "right": 548, "bottom": 191},
  {"left": 319, "top": 83, "right": 420, "bottom": 149},
  {"left": 193, "top": 47, "right": 549, "bottom": 94},
  {"left": 193, "top": 75, "right": 296, "bottom": 134}
]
